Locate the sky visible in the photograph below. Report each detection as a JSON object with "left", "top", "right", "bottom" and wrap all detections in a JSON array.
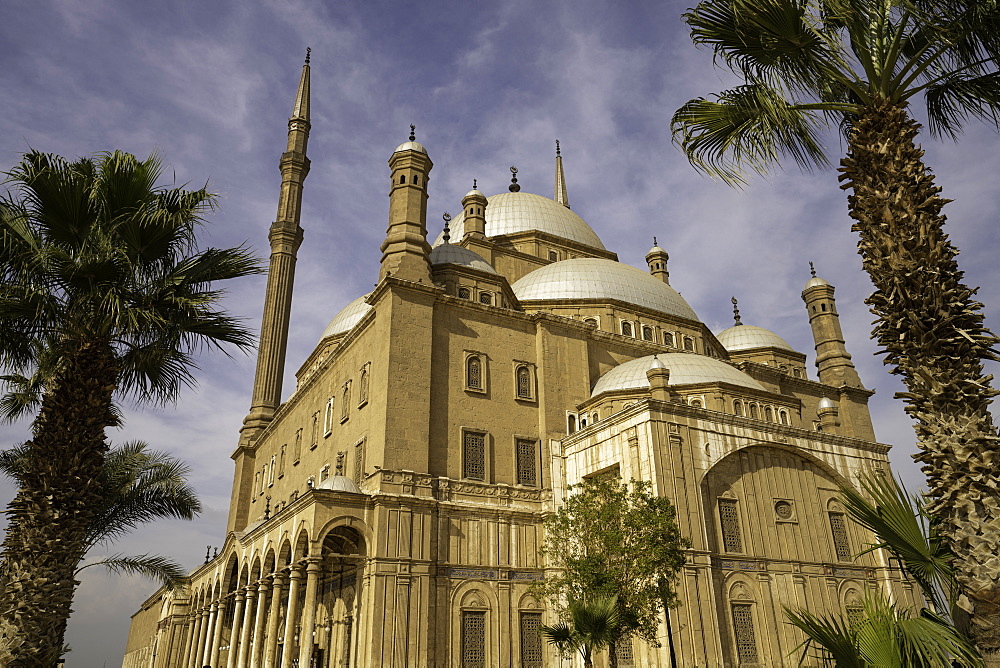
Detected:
[{"left": 2, "top": 0, "right": 999, "bottom": 665}]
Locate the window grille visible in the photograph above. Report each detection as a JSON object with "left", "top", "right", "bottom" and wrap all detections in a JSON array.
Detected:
[
  {"left": 731, "top": 603, "right": 759, "bottom": 664},
  {"left": 719, "top": 499, "right": 742, "bottom": 553},
  {"left": 355, "top": 441, "right": 365, "bottom": 484},
  {"left": 463, "top": 432, "right": 486, "bottom": 480},
  {"left": 642, "top": 326, "right": 653, "bottom": 341},
  {"left": 462, "top": 611, "right": 486, "bottom": 668},
  {"left": 293, "top": 429, "right": 302, "bottom": 462},
  {"left": 829, "top": 512, "right": 852, "bottom": 561},
  {"left": 458, "top": 287, "right": 471, "bottom": 300},
  {"left": 516, "top": 440, "right": 537, "bottom": 487},
  {"left": 548, "top": 250, "right": 558, "bottom": 262},
  {"left": 359, "top": 365, "right": 369, "bottom": 405},
  {"left": 467, "top": 357, "right": 483, "bottom": 390},
  {"left": 764, "top": 406, "right": 773, "bottom": 422},
  {"left": 615, "top": 637, "right": 635, "bottom": 666},
  {"left": 664, "top": 331, "right": 676, "bottom": 347},
  {"left": 479, "top": 291, "right": 492, "bottom": 305},
  {"left": 520, "top": 612, "right": 543, "bottom": 668},
  {"left": 516, "top": 367, "right": 531, "bottom": 399},
  {"left": 846, "top": 605, "right": 864, "bottom": 627},
  {"left": 324, "top": 397, "right": 334, "bottom": 435},
  {"left": 749, "top": 404, "right": 759, "bottom": 420},
  {"left": 341, "top": 382, "right": 351, "bottom": 420},
  {"left": 734, "top": 401, "right": 744, "bottom": 416},
  {"left": 683, "top": 336, "right": 695, "bottom": 351},
  {"left": 621, "top": 321, "right": 634, "bottom": 337}
]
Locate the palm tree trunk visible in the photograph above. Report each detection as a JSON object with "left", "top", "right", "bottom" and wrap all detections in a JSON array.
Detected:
[
  {"left": 839, "top": 99, "right": 1000, "bottom": 661},
  {"left": 0, "top": 342, "right": 117, "bottom": 666}
]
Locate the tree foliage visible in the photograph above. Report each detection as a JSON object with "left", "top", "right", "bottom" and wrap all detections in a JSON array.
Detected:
[
  {"left": 540, "top": 596, "right": 622, "bottom": 668},
  {"left": 536, "top": 477, "right": 690, "bottom": 646}
]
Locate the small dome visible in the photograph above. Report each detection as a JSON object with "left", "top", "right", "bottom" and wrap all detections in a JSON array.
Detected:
[
  {"left": 463, "top": 188, "right": 486, "bottom": 200},
  {"left": 511, "top": 258, "right": 699, "bottom": 321},
  {"left": 429, "top": 244, "right": 498, "bottom": 274},
  {"left": 717, "top": 325, "right": 795, "bottom": 352},
  {"left": 649, "top": 355, "right": 667, "bottom": 370},
  {"left": 432, "top": 192, "right": 605, "bottom": 250},
  {"left": 647, "top": 244, "right": 667, "bottom": 256},
  {"left": 393, "top": 140, "right": 427, "bottom": 154},
  {"left": 317, "top": 475, "right": 363, "bottom": 494},
  {"left": 321, "top": 294, "right": 373, "bottom": 340},
  {"left": 592, "top": 353, "right": 765, "bottom": 397},
  {"left": 818, "top": 396, "right": 836, "bottom": 410},
  {"left": 804, "top": 275, "right": 830, "bottom": 289}
]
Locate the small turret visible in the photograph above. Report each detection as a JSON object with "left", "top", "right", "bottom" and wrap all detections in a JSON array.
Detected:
[
  {"left": 646, "top": 237, "right": 670, "bottom": 284},
  {"left": 801, "top": 263, "right": 863, "bottom": 388},
  {"left": 646, "top": 355, "right": 671, "bottom": 402},
  {"left": 461, "top": 179, "right": 488, "bottom": 240},
  {"left": 817, "top": 396, "right": 840, "bottom": 432},
  {"left": 380, "top": 125, "right": 433, "bottom": 283}
]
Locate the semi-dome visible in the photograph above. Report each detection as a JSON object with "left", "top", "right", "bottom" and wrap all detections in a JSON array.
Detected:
[
  {"left": 429, "top": 244, "right": 498, "bottom": 274},
  {"left": 592, "top": 353, "right": 765, "bottom": 397},
  {"left": 431, "top": 192, "right": 605, "bottom": 250},
  {"left": 717, "top": 325, "right": 795, "bottom": 352},
  {"left": 317, "top": 475, "right": 363, "bottom": 494},
  {"left": 511, "top": 258, "right": 699, "bottom": 321},
  {"left": 321, "top": 293, "right": 373, "bottom": 340},
  {"left": 393, "top": 140, "right": 427, "bottom": 154}
]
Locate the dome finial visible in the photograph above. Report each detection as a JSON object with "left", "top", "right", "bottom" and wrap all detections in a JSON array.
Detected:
[
  {"left": 473, "top": 178, "right": 477, "bottom": 190},
  {"left": 809, "top": 261, "right": 816, "bottom": 278},
  {"left": 509, "top": 166, "right": 520, "bottom": 192},
  {"left": 305, "top": 46, "right": 311, "bottom": 64},
  {"left": 409, "top": 124, "right": 416, "bottom": 141},
  {"left": 653, "top": 236, "right": 658, "bottom": 247},
  {"left": 732, "top": 296, "right": 743, "bottom": 326},
  {"left": 556, "top": 139, "right": 561, "bottom": 156},
  {"left": 442, "top": 212, "right": 452, "bottom": 244}
]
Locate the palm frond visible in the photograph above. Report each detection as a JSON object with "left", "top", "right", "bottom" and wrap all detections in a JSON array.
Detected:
[
  {"left": 923, "top": 71, "right": 1000, "bottom": 138},
  {"left": 76, "top": 553, "right": 187, "bottom": 591},
  {"left": 672, "top": 83, "right": 836, "bottom": 186}
]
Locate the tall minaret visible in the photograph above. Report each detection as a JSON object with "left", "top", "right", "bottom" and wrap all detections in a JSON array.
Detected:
[
  {"left": 554, "top": 140, "right": 569, "bottom": 208},
  {"left": 801, "top": 263, "right": 864, "bottom": 388},
  {"left": 380, "top": 125, "right": 433, "bottom": 283},
  {"left": 242, "top": 50, "right": 311, "bottom": 440}
]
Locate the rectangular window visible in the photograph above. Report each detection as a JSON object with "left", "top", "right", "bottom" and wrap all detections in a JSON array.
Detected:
[
  {"left": 268, "top": 455, "right": 275, "bottom": 486},
  {"left": 664, "top": 331, "right": 676, "bottom": 347},
  {"left": 462, "top": 611, "right": 486, "bottom": 668},
  {"left": 719, "top": 499, "right": 742, "bottom": 553},
  {"left": 731, "top": 603, "right": 758, "bottom": 664},
  {"left": 311, "top": 411, "right": 319, "bottom": 448},
  {"left": 519, "top": 612, "right": 543, "bottom": 668},
  {"left": 324, "top": 397, "right": 335, "bottom": 436},
  {"left": 354, "top": 439, "right": 366, "bottom": 484},
  {"left": 829, "top": 512, "right": 852, "bottom": 561},
  {"left": 278, "top": 445, "right": 286, "bottom": 477},
  {"left": 293, "top": 429, "right": 302, "bottom": 463},
  {"left": 615, "top": 636, "right": 635, "bottom": 666},
  {"left": 341, "top": 381, "right": 351, "bottom": 421},
  {"left": 358, "top": 363, "right": 370, "bottom": 407},
  {"left": 516, "top": 439, "right": 538, "bottom": 487},
  {"left": 463, "top": 432, "right": 486, "bottom": 481},
  {"left": 260, "top": 465, "right": 266, "bottom": 494},
  {"left": 683, "top": 336, "right": 695, "bottom": 351}
]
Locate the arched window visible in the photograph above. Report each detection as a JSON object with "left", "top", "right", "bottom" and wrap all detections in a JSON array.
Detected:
[
  {"left": 466, "top": 356, "right": 483, "bottom": 390},
  {"left": 793, "top": 368, "right": 802, "bottom": 378},
  {"left": 341, "top": 381, "right": 351, "bottom": 421},
  {"left": 749, "top": 404, "right": 759, "bottom": 420},
  {"left": 584, "top": 317, "right": 598, "bottom": 328},
  {"left": 399, "top": 174, "right": 406, "bottom": 184},
  {"left": 268, "top": 455, "right": 276, "bottom": 485},
  {"left": 621, "top": 321, "right": 634, "bottom": 337},
  {"left": 516, "top": 366, "right": 532, "bottom": 399},
  {"left": 779, "top": 410, "right": 789, "bottom": 425},
  {"left": 458, "top": 287, "right": 472, "bottom": 300},
  {"left": 664, "top": 331, "right": 676, "bottom": 347},
  {"left": 642, "top": 325, "right": 654, "bottom": 341},
  {"left": 324, "top": 397, "right": 335, "bottom": 435},
  {"left": 479, "top": 291, "right": 493, "bottom": 305},
  {"left": 822, "top": 303, "right": 827, "bottom": 311},
  {"left": 293, "top": 428, "right": 302, "bottom": 463},
  {"left": 690, "top": 398, "right": 703, "bottom": 408},
  {"left": 683, "top": 336, "right": 695, "bottom": 352},
  {"left": 462, "top": 610, "right": 487, "bottom": 666},
  {"left": 829, "top": 510, "right": 852, "bottom": 561},
  {"left": 731, "top": 602, "right": 759, "bottom": 664},
  {"left": 359, "top": 363, "right": 370, "bottom": 406},
  {"left": 567, "top": 414, "right": 577, "bottom": 434},
  {"left": 580, "top": 416, "right": 588, "bottom": 428},
  {"left": 413, "top": 175, "right": 419, "bottom": 185},
  {"left": 548, "top": 251, "right": 558, "bottom": 262},
  {"left": 719, "top": 498, "right": 742, "bottom": 553},
  {"left": 764, "top": 406, "right": 773, "bottom": 422},
  {"left": 734, "top": 400, "right": 744, "bottom": 416},
  {"left": 311, "top": 411, "right": 319, "bottom": 447},
  {"left": 591, "top": 412, "right": 599, "bottom": 424}
]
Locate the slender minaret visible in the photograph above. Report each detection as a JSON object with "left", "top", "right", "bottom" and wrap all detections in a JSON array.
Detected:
[
  {"left": 242, "top": 50, "right": 311, "bottom": 440},
  {"left": 462, "top": 179, "right": 488, "bottom": 240},
  {"left": 801, "top": 263, "right": 864, "bottom": 388},
  {"left": 380, "top": 125, "right": 433, "bottom": 283},
  {"left": 554, "top": 140, "right": 569, "bottom": 208},
  {"left": 646, "top": 237, "right": 670, "bottom": 284}
]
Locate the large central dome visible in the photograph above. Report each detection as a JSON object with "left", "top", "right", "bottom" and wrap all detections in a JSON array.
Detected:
[
  {"left": 431, "top": 192, "right": 606, "bottom": 250},
  {"left": 511, "top": 258, "right": 700, "bottom": 321}
]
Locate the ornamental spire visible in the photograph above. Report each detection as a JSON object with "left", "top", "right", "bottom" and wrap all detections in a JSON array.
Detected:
[
  {"left": 732, "top": 296, "right": 743, "bottom": 326},
  {"left": 554, "top": 140, "right": 570, "bottom": 208},
  {"left": 291, "top": 48, "right": 311, "bottom": 121}
]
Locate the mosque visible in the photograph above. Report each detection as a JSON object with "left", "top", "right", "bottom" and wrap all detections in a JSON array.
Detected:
[{"left": 123, "top": 55, "right": 918, "bottom": 667}]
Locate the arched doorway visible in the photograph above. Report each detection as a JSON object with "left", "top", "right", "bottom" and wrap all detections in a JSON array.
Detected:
[{"left": 316, "top": 525, "right": 366, "bottom": 668}]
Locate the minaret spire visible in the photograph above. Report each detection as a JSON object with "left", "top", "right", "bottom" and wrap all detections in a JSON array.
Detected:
[
  {"left": 242, "top": 52, "right": 312, "bottom": 439},
  {"left": 554, "top": 140, "right": 569, "bottom": 208}
]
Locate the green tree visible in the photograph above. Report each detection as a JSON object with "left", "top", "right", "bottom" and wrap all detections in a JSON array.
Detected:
[
  {"left": 671, "top": 0, "right": 1000, "bottom": 657},
  {"left": 536, "top": 477, "right": 689, "bottom": 663},
  {"left": 540, "top": 596, "right": 623, "bottom": 668},
  {"left": 0, "top": 150, "right": 261, "bottom": 666}
]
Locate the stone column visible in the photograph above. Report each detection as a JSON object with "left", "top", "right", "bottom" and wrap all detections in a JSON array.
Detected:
[
  {"left": 237, "top": 586, "right": 257, "bottom": 667},
  {"left": 263, "top": 572, "right": 286, "bottom": 668},
  {"left": 209, "top": 599, "right": 228, "bottom": 668},
  {"left": 297, "top": 558, "right": 324, "bottom": 668},
  {"left": 200, "top": 603, "right": 218, "bottom": 667},
  {"left": 183, "top": 610, "right": 203, "bottom": 668},
  {"left": 249, "top": 579, "right": 270, "bottom": 668},
  {"left": 226, "top": 589, "right": 247, "bottom": 668},
  {"left": 279, "top": 565, "right": 303, "bottom": 668}
]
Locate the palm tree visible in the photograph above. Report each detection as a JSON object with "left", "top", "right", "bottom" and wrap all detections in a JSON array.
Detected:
[
  {"left": 0, "top": 441, "right": 201, "bottom": 652},
  {"left": 671, "top": 0, "right": 1000, "bottom": 658},
  {"left": 540, "top": 596, "right": 623, "bottom": 668},
  {"left": 0, "top": 150, "right": 261, "bottom": 665}
]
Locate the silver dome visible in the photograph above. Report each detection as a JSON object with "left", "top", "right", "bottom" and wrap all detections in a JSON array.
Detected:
[
  {"left": 649, "top": 355, "right": 667, "bottom": 370},
  {"left": 393, "top": 140, "right": 427, "bottom": 154},
  {"left": 511, "top": 258, "right": 699, "bottom": 321},
  {"left": 592, "top": 353, "right": 765, "bottom": 397},
  {"left": 818, "top": 396, "right": 837, "bottom": 410},
  {"left": 321, "top": 293, "right": 373, "bottom": 340},
  {"left": 429, "top": 244, "right": 497, "bottom": 274},
  {"left": 463, "top": 188, "right": 486, "bottom": 200},
  {"left": 717, "top": 325, "right": 795, "bottom": 352},
  {"left": 431, "top": 192, "right": 605, "bottom": 250},
  {"left": 804, "top": 276, "right": 830, "bottom": 289},
  {"left": 317, "top": 475, "right": 363, "bottom": 494}
]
